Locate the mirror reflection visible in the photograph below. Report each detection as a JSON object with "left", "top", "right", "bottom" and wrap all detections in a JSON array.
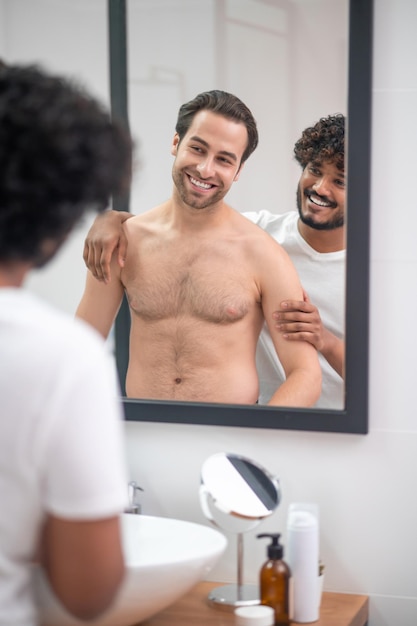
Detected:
[
  {"left": 82, "top": 0, "right": 348, "bottom": 410},
  {"left": 200, "top": 452, "right": 280, "bottom": 533}
]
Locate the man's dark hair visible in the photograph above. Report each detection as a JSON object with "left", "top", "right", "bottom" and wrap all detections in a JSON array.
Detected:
[
  {"left": 0, "top": 64, "right": 132, "bottom": 263},
  {"left": 294, "top": 114, "right": 345, "bottom": 171},
  {"left": 175, "top": 90, "right": 258, "bottom": 166}
]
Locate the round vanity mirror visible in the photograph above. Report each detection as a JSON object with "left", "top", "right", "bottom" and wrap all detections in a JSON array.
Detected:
[
  {"left": 200, "top": 453, "right": 280, "bottom": 532},
  {"left": 200, "top": 453, "right": 280, "bottom": 609}
]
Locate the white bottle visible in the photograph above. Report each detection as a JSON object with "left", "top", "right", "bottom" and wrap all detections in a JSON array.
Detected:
[{"left": 286, "top": 503, "right": 319, "bottom": 623}]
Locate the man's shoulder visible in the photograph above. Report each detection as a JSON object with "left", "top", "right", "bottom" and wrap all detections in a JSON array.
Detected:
[
  {"left": 125, "top": 204, "right": 167, "bottom": 234},
  {"left": 235, "top": 210, "right": 283, "bottom": 239},
  {"left": 236, "top": 213, "right": 292, "bottom": 263}
]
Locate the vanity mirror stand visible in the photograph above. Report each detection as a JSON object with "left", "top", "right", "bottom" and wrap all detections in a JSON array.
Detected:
[{"left": 200, "top": 453, "right": 280, "bottom": 609}]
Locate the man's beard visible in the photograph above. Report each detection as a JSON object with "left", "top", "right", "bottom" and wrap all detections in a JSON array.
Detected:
[
  {"left": 296, "top": 187, "right": 344, "bottom": 231},
  {"left": 172, "top": 168, "right": 225, "bottom": 210}
]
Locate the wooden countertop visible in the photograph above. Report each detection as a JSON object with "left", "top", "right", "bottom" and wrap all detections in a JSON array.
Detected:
[{"left": 140, "top": 581, "right": 369, "bottom": 626}]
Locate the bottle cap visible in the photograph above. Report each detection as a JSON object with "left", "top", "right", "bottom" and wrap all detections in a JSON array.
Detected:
[{"left": 234, "top": 605, "right": 274, "bottom": 625}]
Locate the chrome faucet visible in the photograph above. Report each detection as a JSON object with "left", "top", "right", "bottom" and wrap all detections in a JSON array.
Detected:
[{"left": 125, "top": 480, "right": 144, "bottom": 514}]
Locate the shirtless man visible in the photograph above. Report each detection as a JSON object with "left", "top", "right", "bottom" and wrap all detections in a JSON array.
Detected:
[{"left": 76, "top": 90, "right": 321, "bottom": 406}]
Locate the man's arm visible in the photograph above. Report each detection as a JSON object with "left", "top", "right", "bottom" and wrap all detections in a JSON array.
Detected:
[
  {"left": 76, "top": 252, "right": 125, "bottom": 338},
  {"left": 272, "top": 291, "right": 344, "bottom": 378},
  {"left": 39, "top": 515, "right": 124, "bottom": 621},
  {"left": 258, "top": 240, "right": 322, "bottom": 407},
  {"left": 84, "top": 210, "right": 133, "bottom": 283}
]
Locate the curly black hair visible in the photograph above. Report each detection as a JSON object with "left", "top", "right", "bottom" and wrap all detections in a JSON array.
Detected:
[
  {"left": 0, "top": 63, "right": 132, "bottom": 263},
  {"left": 294, "top": 114, "right": 345, "bottom": 171}
]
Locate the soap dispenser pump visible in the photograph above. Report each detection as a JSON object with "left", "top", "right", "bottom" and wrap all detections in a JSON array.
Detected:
[{"left": 257, "top": 533, "right": 291, "bottom": 626}]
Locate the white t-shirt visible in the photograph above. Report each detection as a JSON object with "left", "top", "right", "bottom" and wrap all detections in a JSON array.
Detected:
[
  {"left": 244, "top": 210, "right": 345, "bottom": 409},
  {"left": 0, "top": 288, "right": 128, "bottom": 625}
]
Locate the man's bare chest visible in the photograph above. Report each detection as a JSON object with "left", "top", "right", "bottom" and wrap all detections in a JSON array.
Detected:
[{"left": 123, "top": 238, "right": 259, "bottom": 324}]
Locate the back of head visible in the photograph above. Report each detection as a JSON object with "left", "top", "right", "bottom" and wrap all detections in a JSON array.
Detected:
[
  {"left": 175, "top": 89, "right": 258, "bottom": 164},
  {"left": 0, "top": 63, "right": 132, "bottom": 264},
  {"left": 294, "top": 114, "right": 345, "bottom": 171}
]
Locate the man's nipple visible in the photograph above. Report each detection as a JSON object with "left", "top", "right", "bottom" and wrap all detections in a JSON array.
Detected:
[{"left": 226, "top": 306, "right": 240, "bottom": 319}]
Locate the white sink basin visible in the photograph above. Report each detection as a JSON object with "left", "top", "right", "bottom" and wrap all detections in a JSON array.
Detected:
[{"left": 34, "top": 514, "right": 227, "bottom": 625}]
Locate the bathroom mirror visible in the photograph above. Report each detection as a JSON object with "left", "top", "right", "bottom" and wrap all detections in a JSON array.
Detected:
[
  {"left": 110, "top": 0, "right": 372, "bottom": 434},
  {"left": 200, "top": 453, "right": 280, "bottom": 607}
]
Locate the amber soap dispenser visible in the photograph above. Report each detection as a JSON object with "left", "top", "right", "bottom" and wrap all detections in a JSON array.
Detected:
[{"left": 257, "top": 533, "right": 291, "bottom": 625}]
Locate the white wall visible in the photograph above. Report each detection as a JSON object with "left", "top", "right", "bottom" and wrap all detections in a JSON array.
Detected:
[
  {"left": 2, "top": 0, "right": 417, "bottom": 624},
  {"left": 0, "top": 0, "right": 109, "bottom": 313},
  {"left": 127, "top": 0, "right": 347, "bottom": 219}
]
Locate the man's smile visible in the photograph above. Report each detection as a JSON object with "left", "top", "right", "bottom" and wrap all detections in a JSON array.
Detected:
[
  {"left": 188, "top": 174, "right": 216, "bottom": 190},
  {"left": 305, "top": 189, "right": 336, "bottom": 209}
]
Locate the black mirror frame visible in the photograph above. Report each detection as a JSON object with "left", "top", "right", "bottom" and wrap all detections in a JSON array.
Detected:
[{"left": 108, "top": 0, "right": 372, "bottom": 434}]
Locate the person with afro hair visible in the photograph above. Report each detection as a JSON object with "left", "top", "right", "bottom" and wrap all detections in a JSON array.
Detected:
[{"left": 0, "top": 62, "right": 133, "bottom": 623}]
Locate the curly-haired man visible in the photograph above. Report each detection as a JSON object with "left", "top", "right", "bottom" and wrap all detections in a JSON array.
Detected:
[{"left": 250, "top": 114, "right": 345, "bottom": 408}]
